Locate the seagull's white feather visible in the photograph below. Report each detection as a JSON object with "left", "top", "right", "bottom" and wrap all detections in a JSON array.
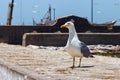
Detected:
[
  {"left": 61, "top": 21, "right": 94, "bottom": 68},
  {"left": 61, "top": 21, "right": 92, "bottom": 57}
]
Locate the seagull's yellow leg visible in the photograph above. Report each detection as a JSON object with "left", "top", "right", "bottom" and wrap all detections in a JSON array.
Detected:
[
  {"left": 71, "top": 57, "right": 75, "bottom": 68},
  {"left": 78, "top": 57, "right": 82, "bottom": 67}
]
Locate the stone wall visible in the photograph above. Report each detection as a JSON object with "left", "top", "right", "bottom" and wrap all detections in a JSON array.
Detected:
[
  {"left": 22, "top": 33, "right": 120, "bottom": 46},
  {"left": 0, "top": 25, "right": 120, "bottom": 45},
  {"left": 0, "top": 25, "right": 51, "bottom": 44}
]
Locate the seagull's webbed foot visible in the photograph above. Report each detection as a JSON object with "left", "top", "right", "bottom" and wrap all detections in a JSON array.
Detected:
[
  {"left": 78, "top": 65, "right": 81, "bottom": 68},
  {"left": 70, "top": 66, "right": 75, "bottom": 69}
]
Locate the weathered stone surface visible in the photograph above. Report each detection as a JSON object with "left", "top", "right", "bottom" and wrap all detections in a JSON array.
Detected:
[
  {"left": 88, "top": 45, "right": 120, "bottom": 57},
  {"left": 0, "top": 43, "right": 119, "bottom": 80}
]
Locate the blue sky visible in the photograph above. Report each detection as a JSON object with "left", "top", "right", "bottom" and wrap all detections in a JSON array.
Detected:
[{"left": 0, "top": 0, "right": 120, "bottom": 25}]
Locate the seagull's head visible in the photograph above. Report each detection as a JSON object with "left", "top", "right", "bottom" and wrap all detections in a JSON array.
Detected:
[{"left": 61, "top": 21, "right": 75, "bottom": 30}]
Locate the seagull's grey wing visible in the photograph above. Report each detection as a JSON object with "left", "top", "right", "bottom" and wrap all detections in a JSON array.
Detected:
[{"left": 80, "top": 42, "right": 91, "bottom": 57}]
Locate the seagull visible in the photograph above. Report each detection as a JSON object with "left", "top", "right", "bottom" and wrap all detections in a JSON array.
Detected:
[{"left": 61, "top": 20, "right": 94, "bottom": 68}]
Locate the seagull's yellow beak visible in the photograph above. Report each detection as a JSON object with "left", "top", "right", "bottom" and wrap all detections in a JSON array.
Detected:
[{"left": 60, "top": 25, "right": 67, "bottom": 28}]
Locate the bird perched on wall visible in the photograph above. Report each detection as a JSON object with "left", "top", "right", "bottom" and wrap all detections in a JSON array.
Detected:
[{"left": 61, "top": 19, "right": 94, "bottom": 68}]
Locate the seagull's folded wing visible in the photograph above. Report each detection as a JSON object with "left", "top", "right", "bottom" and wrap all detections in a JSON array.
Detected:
[{"left": 80, "top": 42, "right": 91, "bottom": 57}]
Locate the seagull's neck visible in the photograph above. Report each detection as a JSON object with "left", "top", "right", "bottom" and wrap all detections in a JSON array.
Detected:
[{"left": 66, "top": 27, "right": 79, "bottom": 46}]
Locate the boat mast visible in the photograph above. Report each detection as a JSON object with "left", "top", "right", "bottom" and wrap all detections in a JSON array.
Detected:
[
  {"left": 6, "top": 0, "right": 14, "bottom": 26},
  {"left": 91, "top": 0, "right": 93, "bottom": 23},
  {"left": 49, "top": 4, "right": 52, "bottom": 21},
  {"left": 53, "top": 8, "right": 55, "bottom": 20}
]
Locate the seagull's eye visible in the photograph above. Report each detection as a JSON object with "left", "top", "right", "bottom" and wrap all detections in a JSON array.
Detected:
[{"left": 67, "top": 23, "right": 70, "bottom": 25}]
